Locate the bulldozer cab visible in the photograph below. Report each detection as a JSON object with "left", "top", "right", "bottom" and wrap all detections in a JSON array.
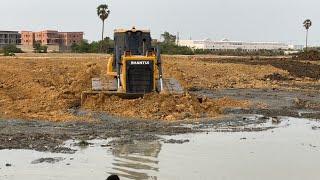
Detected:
[{"left": 114, "top": 27, "right": 152, "bottom": 56}]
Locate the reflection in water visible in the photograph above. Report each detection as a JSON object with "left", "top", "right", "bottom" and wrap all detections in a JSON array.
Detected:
[
  {"left": 2, "top": 117, "right": 320, "bottom": 180},
  {"left": 109, "top": 141, "right": 162, "bottom": 180}
]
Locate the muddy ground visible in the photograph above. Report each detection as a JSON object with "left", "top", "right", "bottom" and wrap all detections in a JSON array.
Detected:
[
  {"left": 0, "top": 54, "right": 253, "bottom": 121},
  {"left": 1, "top": 54, "right": 320, "bottom": 153}
]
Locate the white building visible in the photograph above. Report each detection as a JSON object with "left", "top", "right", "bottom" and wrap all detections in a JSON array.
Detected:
[
  {"left": 288, "top": 44, "right": 304, "bottom": 50},
  {"left": 178, "top": 39, "right": 301, "bottom": 51}
]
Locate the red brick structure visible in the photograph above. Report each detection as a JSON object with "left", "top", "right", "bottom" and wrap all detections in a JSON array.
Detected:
[
  {"left": 21, "top": 30, "right": 83, "bottom": 47},
  {"left": 21, "top": 31, "right": 35, "bottom": 46},
  {"left": 58, "top": 32, "right": 84, "bottom": 46}
]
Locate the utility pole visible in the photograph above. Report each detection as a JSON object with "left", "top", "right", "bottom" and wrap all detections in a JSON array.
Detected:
[
  {"left": 306, "top": 29, "right": 309, "bottom": 52},
  {"left": 176, "top": 32, "right": 180, "bottom": 46}
]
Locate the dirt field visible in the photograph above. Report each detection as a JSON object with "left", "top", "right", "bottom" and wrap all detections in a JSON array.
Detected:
[
  {"left": 0, "top": 54, "right": 107, "bottom": 121},
  {"left": 0, "top": 53, "right": 320, "bottom": 121},
  {"left": 163, "top": 56, "right": 320, "bottom": 90}
]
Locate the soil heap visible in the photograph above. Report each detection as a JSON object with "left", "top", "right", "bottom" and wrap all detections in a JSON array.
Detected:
[{"left": 82, "top": 93, "right": 250, "bottom": 120}]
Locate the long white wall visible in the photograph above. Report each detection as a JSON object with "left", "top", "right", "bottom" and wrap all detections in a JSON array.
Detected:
[{"left": 178, "top": 39, "right": 301, "bottom": 51}]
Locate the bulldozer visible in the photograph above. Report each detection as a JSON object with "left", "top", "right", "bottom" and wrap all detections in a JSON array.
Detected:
[{"left": 81, "top": 27, "right": 183, "bottom": 104}]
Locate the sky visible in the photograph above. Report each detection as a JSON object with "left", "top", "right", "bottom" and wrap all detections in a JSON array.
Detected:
[{"left": 1, "top": 0, "right": 319, "bottom": 45}]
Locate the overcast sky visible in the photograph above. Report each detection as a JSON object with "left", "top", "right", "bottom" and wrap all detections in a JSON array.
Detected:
[{"left": 1, "top": 0, "right": 318, "bottom": 45}]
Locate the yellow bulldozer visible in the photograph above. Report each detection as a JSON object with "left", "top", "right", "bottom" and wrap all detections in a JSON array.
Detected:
[{"left": 81, "top": 27, "right": 183, "bottom": 104}]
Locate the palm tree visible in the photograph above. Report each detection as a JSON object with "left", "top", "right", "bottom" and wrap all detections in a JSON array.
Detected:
[
  {"left": 303, "top": 19, "right": 312, "bottom": 52},
  {"left": 97, "top": 4, "right": 110, "bottom": 42}
]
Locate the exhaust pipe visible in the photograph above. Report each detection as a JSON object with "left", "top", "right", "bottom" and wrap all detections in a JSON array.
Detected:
[
  {"left": 157, "top": 45, "right": 164, "bottom": 92},
  {"left": 116, "top": 46, "right": 121, "bottom": 90}
]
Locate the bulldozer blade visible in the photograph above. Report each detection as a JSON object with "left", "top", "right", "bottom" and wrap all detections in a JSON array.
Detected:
[
  {"left": 162, "top": 78, "right": 184, "bottom": 94},
  {"left": 81, "top": 91, "right": 144, "bottom": 106},
  {"left": 92, "top": 78, "right": 117, "bottom": 91},
  {"left": 81, "top": 78, "right": 184, "bottom": 106}
]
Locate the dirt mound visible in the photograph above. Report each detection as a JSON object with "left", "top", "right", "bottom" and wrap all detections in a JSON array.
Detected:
[
  {"left": 0, "top": 55, "right": 107, "bottom": 121},
  {"left": 82, "top": 93, "right": 250, "bottom": 121}
]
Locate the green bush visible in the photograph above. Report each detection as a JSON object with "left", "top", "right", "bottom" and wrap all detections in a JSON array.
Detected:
[
  {"left": 159, "top": 43, "right": 194, "bottom": 55},
  {"left": 292, "top": 49, "right": 320, "bottom": 61},
  {"left": 2, "top": 44, "right": 23, "bottom": 56},
  {"left": 33, "top": 42, "right": 48, "bottom": 53}
]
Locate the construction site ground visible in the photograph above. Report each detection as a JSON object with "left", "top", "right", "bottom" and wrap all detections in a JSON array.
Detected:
[{"left": 1, "top": 53, "right": 320, "bottom": 152}]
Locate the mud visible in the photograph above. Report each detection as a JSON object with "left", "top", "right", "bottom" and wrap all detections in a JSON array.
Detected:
[
  {"left": 3, "top": 87, "right": 320, "bottom": 153},
  {"left": 192, "top": 88, "right": 320, "bottom": 119},
  {"left": 1, "top": 54, "right": 320, "bottom": 154},
  {"left": 0, "top": 116, "right": 194, "bottom": 153},
  {"left": 31, "top": 157, "right": 65, "bottom": 164},
  {"left": 2, "top": 88, "right": 320, "bottom": 153},
  {"left": 0, "top": 110, "right": 277, "bottom": 153}
]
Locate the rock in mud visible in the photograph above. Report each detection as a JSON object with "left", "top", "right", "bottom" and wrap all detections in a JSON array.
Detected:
[
  {"left": 52, "top": 147, "right": 77, "bottom": 154},
  {"left": 164, "top": 139, "right": 190, "bottom": 144},
  {"left": 309, "top": 144, "right": 317, "bottom": 148},
  {"left": 74, "top": 140, "right": 93, "bottom": 147},
  {"left": 271, "top": 117, "right": 281, "bottom": 124},
  {"left": 31, "top": 157, "right": 65, "bottom": 164}
]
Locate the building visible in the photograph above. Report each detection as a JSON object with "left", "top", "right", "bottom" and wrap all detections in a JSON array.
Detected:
[
  {"left": 58, "top": 32, "right": 84, "bottom": 46},
  {"left": 21, "top": 30, "right": 83, "bottom": 46},
  {"left": 20, "top": 30, "right": 83, "bottom": 52},
  {"left": 21, "top": 31, "right": 34, "bottom": 46},
  {"left": 288, "top": 44, "right": 304, "bottom": 50},
  {"left": 179, "top": 39, "right": 300, "bottom": 51},
  {"left": 0, "top": 31, "right": 21, "bottom": 48}
]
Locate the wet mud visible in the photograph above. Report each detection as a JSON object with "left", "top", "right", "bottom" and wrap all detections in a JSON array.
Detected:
[
  {"left": 192, "top": 88, "right": 320, "bottom": 119},
  {"left": 1, "top": 88, "right": 319, "bottom": 154}
]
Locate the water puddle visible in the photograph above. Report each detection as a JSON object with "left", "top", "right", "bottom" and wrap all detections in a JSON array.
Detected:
[{"left": 1, "top": 117, "right": 320, "bottom": 180}]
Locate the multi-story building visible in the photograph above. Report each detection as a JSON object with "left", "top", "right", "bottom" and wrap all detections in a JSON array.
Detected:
[
  {"left": 0, "top": 31, "right": 21, "bottom": 48},
  {"left": 20, "top": 31, "right": 34, "bottom": 46},
  {"left": 179, "top": 39, "right": 300, "bottom": 51},
  {"left": 21, "top": 30, "right": 83, "bottom": 47},
  {"left": 58, "top": 32, "right": 84, "bottom": 46}
]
